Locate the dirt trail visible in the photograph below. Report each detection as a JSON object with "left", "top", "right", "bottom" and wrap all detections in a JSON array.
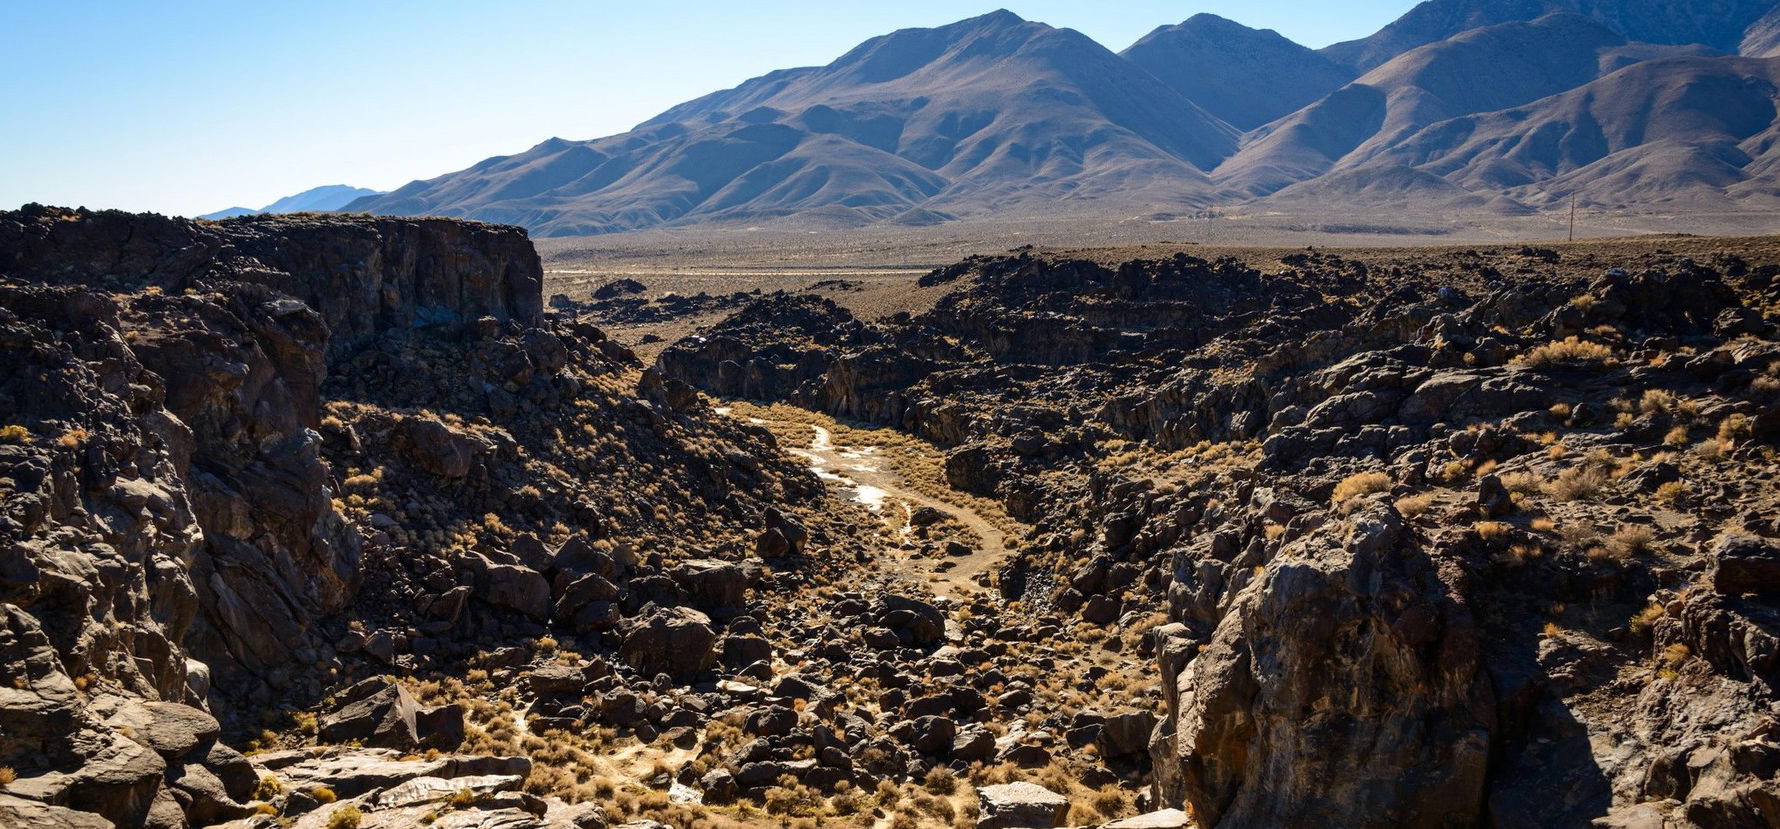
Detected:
[
  {"left": 729, "top": 411, "right": 1010, "bottom": 600},
  {"left": 794, "top": 422, "right": 1010, "bottom": 599}
]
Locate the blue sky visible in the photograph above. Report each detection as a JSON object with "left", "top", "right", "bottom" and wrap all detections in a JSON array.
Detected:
[{"left": 1, "top": 1, "right": 1418, "bottom": 216}]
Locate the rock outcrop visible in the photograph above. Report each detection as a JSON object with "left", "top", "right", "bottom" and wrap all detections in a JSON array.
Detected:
[{"left": 0, "top": 206, "right": 825, "bottom": 828}]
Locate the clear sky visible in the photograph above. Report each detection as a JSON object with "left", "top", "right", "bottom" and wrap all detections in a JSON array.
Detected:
[{"left": 2, "top": 1, "right": 1418, "bottom": 217}]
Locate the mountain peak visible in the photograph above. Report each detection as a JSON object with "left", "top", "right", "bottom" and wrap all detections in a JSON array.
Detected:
[
  {"left": 1180, "top": 13, "right": 1249, "bottom": 30},
  {"left": 964, "top": 9, "right": 1026, "bottom": 28},
  {"left": 1124, "top": 13, "right": 1353, "bottom": 131}
]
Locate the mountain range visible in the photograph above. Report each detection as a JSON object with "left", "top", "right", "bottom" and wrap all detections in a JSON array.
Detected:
[
  {"left": 201, "top": 184, "right": 383, "bottom": 220},
  {"left": 340, "top": 0, "right": 1780, "bottom": 236}
]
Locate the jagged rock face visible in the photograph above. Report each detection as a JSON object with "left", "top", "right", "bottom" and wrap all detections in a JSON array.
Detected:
[
  {"left": 1164, "top": 503, "right": 1495, "bottom": 828},
  {"left": 0, "top": 206, "right": 559, "bottom": 827},
  {"left": 0, "top": 285, "right": 203, "bottom": 706},
  {"left": 0, "top": 205, "right": 543, "bottom": 359},
  {"left": 0, "top": 207, "right": 550, "bottom": 711}
]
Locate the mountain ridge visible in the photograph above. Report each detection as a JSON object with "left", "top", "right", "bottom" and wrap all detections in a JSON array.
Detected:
[
  {"left": 344, "top": 10, "right": 1240, "bottom": 236},
  {"left": 200, "top": 184, "right": 383, "bottom": 220},
  {"left": 339, "top": 2, "right": 1780, "bottom": 236}
]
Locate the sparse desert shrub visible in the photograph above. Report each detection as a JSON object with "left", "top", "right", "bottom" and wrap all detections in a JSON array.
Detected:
[
  {"left": 1658, "top": 643, "right": 1691, "bottom": 679},
  {"left": 1331, "top": 471, "right": 1391, "bottom": 505},
  {"left": 0, "top": 425, "right": 31, "bottom": 445},
  {"left": 1718, "top": 414, "right": 1752, "bottom": 445},
  {"left": 831, "top": 788, "right": 870, "bottom": 816},
  {"left": 1639, "top": 389, "right": 1676, "bottom": 415},
  {"left": 1088, "top": 785, "right": 1126, "bottom": 819},
  {"left": 764, "top": 782, "right": 824, "bottom": 817},
  {"left": 326, "top": 806, "right": 363, "bottom": 829},
  {"left": 1394, "top": 494, "right": 1433, "bottom": 518},
  {"left": 1439, "top": 460, "right": 1474, "bottom": 484},
  {"left": 876, "top": 779, "right": 902, "bottom": 807},
  {"left": 312, "top": 786, "right": 337, "bottom": 804},
  {"left": 1499, "top": 472, "right": 1541, "bottom": 494},
  {"left": 1560, "top": 523, "right": 1601, "bottom": 554},
  {"left": 1664, "top": 426, "right": 1690, "bottom": 447},
  {"left": 254, "top": 775, "right": 284, "bottom": 800},
  {"left": 1545, "top": 464, "right": 1610, "bottom": 502},
  {"left": 1654, "top": 481, "right": 1687, "bottom": 503},
  {"left": 1629, "top": 604, "right": 1665, "bottom": 637},
  {"left": 1605, "top": 526, "right": 1657, "bottom": 560},
  {"left": 1475, "top": 521, "right": 1512, "bottom": 541},
  {"left": 1495, "top": 543, "right": 1542, "bottom": 566},
  {"left": 1521, "top": 337, "right": 1616, "bottom": 370},
  {"left": 0, "top": 766, "right": 14, "bottom": 785}
]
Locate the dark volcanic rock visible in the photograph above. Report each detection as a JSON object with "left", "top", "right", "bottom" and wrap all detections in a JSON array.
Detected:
[
  {"left": 618, "top": 605, "right": 718, "bottom": 682},
  {"left": 1162, "top": 505, "right": 1493, "bottom": 828}
]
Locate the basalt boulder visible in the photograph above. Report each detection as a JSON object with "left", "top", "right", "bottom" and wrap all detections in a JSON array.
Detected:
[{"left": 617, "top": 605, "right": 718, "bottom": 682}]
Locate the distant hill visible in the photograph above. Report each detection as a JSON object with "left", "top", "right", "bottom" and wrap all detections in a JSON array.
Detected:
[
  {"left": 1321, "top": 0, "right": 1778, "bottom": 73},
  {"left": 1218, "top": 13, "right": 1712, "bottom": 196},
  {"left": 342, "top": 11, "right": 1239, "bottom": 236},
  {"left": 333, "top": 2, "right": 1780, "bottom": 236},
  {"left": 1362, "top": 54, "right": 1780, "bottom": 209},
  {"left": 1122, "top": 14, "right": 1354, "bottom": 131},
  {"left": 200, "top": 185, "right": 383, "bottom": 220}
]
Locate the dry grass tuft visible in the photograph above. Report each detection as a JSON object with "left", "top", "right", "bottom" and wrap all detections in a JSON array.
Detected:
[
  {"left": 1393, "top": 493, "right": 1433, "bottom": 518},
  {"left": 1520, "top": 337, "right": 1616, "bottom": 369},
  {"left": 1544, "top": 464, "right": 1610, "bottom": 502},
  {"left": 1332, "top": 471, "right": 1391, "bottom": 505},
  {"left": 1605, "top": 526, "right": 1658, "bottom": 560}
]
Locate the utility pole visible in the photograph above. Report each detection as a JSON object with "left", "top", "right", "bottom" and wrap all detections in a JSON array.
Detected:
[{"left": 1569, "top": 194, "right": 1577, "bottom": 242}]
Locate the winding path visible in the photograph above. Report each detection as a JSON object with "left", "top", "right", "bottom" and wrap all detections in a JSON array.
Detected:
[{"left": 737, "top": 413, "right": 1011, "bottom": 600}]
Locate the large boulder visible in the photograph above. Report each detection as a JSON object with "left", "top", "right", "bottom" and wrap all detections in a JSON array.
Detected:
[
  {"left": 1162, "top": 504, "right": 1494, "bottom": 829},
  {"left": 258, "top": 747, "right": 531, "bottom": 800},
  {"left": 394, "top": 416, "right": 487, "bottom": 479},
  {"left": 975, "top": 781, "right": 1069, "bottom": 828},
  {"left": 879, "top": 595, "right": 947, "bottom": 647},
  {"left": 1709, "top": 535, "right": 1780, "bottom": 596},
  {"left": 670, "top": 559, "right": 747, "bottom": 613},
  {"left": 617, "top": 605, "right": 717, "bottom": 682},
  {"left": 0, "top": 795, "right": 113, "bottom": 829},
  {"left": 465, "top": 554, "right": 551, "bottom": 621},
  {"left": 318, "top": 678, "right": 464, "bottom": 750}
]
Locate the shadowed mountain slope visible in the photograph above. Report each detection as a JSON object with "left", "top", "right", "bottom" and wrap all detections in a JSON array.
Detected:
[
  {"left": 1218, "top": 14, "right": 1713, "bottom": 197},
  {"left": 1322, "top": 0, "right": 1777, "bottom": 73},
  {"left": 1362, "top": 54, "right": 1780, "bottom": 209},
  {"left": 1121, "top": 14, "right": 1356, "bottom": 131}
]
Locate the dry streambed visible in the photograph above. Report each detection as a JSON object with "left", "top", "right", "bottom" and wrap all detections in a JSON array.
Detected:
[{"left": 718, "top": 402, "right": 1016, "bottom": 600}]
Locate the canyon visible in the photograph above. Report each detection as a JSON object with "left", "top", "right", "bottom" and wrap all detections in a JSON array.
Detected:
[{"left": 3, "top": 206, "right": 1777, "bottom": 828}]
